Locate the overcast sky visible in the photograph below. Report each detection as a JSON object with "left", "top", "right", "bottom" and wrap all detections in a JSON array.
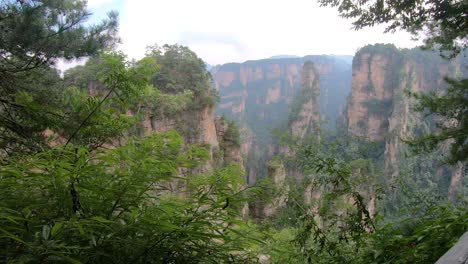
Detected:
[{"left": 85, "top": 0, "right": 420, "bottom": 65}]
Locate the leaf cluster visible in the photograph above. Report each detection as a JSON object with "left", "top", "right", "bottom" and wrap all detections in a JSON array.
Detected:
[
  {"left": 406, "top": 77, "right": 468, "bottom": 164},
  {"left": 0, "top": 0, "right": 119, "bottom": 156},
  {"left": 0, "top": 132, "right": 260, "bottom": 263},
  {"left": 318, "top": 0, "right": 467, "bottom": 57}
]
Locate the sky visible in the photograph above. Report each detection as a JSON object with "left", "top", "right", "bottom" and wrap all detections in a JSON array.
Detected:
[{"left": 81, "top": 0, "right": 421, "bottom": 66}]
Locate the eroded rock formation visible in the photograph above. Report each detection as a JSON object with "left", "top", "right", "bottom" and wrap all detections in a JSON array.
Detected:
[
  {"left": 345, "top": 44, "right": 466, "bottom": 199},
  {"left": 212, "top": 56, "right": 351, "bottom": 182}
]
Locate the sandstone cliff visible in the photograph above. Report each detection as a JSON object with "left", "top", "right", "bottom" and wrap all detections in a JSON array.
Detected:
[
  {"left": 212, "top": 56, "right": 351, "bottom": 182},
  {"left": 345, "top": 44, "right": 466, "bottom": 200},
  {"left": 69, "top": 62, "right": 245, "bottom": 184},
  {"left": 247, "top": 61, "right": 323, "bottom": 217},
  {"left": 289, "top": 61, "right": 321, "bottom": 140},
  {"left": 249, "top": 160, "right": 289, "bottom": 218},
  {"left": 138, "top": 104, "right": 224, "bottom": 172}
]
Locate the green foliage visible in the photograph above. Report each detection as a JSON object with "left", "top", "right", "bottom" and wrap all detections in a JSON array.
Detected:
[
  {"left": 260, "top": 131, "right": 380, "bottom": 262},
  {"left": 0, "top": 65, "right": 64, "bottom": 156},
  {"left": 146, "top": 44, "right": 218, "bottom": 109},
  {"left": 0, "top": 132, "right": 260, "bottom": 263},
  {"left": 0, "top": 0, "right": 118, "bottom": 72},
  {"left": 60, "top": 52, "right": 157, "bottom": 149},
  {"left": 64, "top": 57, "right": 107, "bottom": 91},
  {"left": 266, "top": 176, "right": 309, "bottom": 229},
  {"left": 154, "top": 90, "right": 195, "bottom": 116},
  {"left": 222, "top": 119, "right": 241, "bottom": 148},
  {"left": 1, "top": 1, "right": 465, "bottom": 262},
  {"left": 353, "top": 44, "right": 400, "bottom": 69},
  {"left": 407, "top": 77, "right": 468, "bottom": 164},
  {"left": 61, "top": 86, "right": 137, "bottom": 147},
  {"left": 146, "top": 44, "right": 207, "bottom": 94},
  {"left": 358, "top": 205, "right": 467, "bottom": 264},
  {"left": 64, "top": 52, "right": 194, "bottom": 120},
  {"left": 0, "top": 0, "right": 118, "bottom": 156},
  {"left": 0, "top": 10, "right": 263, "bottom": 259},
  {"left": 138, "top": 87, "right": 194, "bottom": 117},
  {"left": 256, "top": 128, "right": 466, "bottom": 263},
  {"left": 318, "top": 0, "right": 467, "bottom": 57},
  {"left": 320, "top": 1, "right": 467, "bottom": 165}
]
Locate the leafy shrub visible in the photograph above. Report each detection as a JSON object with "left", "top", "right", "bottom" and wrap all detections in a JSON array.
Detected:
[{"left": 0, "top": 132, "right": 260, "bottom": 263}]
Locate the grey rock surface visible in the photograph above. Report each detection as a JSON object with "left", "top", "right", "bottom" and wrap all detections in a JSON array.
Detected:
[{"left": 436, "top": 232, "right": 468, "bottom": 264}]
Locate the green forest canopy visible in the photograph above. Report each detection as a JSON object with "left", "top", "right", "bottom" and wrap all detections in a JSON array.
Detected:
[{"left": 0, "top": 0, "right": 466, "bottom": 263}]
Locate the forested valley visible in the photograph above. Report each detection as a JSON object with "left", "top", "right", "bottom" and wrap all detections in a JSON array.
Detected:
[{"left": 0, "top": 0, "right": 466, "bottom": 263}]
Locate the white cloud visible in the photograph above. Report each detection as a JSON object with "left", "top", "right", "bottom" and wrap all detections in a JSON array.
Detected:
[
  {"left": 116, "top": 0, "right": 420, "bottom": 64},
  {"left": 54, "top": 58, "right": 88, "bottom": 76}
]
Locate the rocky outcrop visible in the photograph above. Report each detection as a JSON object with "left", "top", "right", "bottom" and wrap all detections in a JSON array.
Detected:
[
  {"left": 212, "top": 56, "right": 351, "bottom": 182},
  {"left": 214, "top": 116, "right": 244, "bottom": 168},
  {"left": 448, "top": 162, "right": 466, "bottom": 202},
  {"left": 248, "top": 62, "right": 323, "bottom": 217},
  {"left": 346, "top": 51, "right": 398, "bottom": 141},
  {"left": 63, "top": 48, "right": 248, "bottom": 197},
  {"left": 277, "top": 61, "right": 322, "bottom": 180},
  {"left": 78, "top": 72, "right": 246, "bottom": 180},
  {"left": 249, "top": 161, "right": 289, "bottom": 218},
  {"left": 289, "top": 61, "right": 321, "bottom": 140},
  {"left": 262, "top": 162, "right": 289, "bottom": 217},
  {"left": 345, "top": 44, "right": 466, "bottom": 198},
  {"left": 137, "top": 104, "right": 245, "bottom": 176}
]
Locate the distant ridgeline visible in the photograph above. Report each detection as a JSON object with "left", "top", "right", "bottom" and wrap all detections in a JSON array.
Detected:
[
  {"left": 212, "top": 44, "right": 466, "bottom": 203},
  {"left": 211, "top": 55, "right": 353, "bottom": 182}
]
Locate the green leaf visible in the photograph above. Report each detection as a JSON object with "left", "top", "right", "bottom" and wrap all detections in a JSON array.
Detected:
[
  {"left": 157, "top": 221, "right": 180, "bottom": 231},
  {"left": 76, "top": 223, "right": 85, "bottom": 235},
  {"left": 0, "top": 227, "right": 28, "bottom": 244},
  {"left": 51, "top": 222, "right": 64, "bottom": 237},
  {"left": 42, "top": 225, "right": 51, "bottom": 240},
  {"left": 92, "top": 216, "right": 113, "bottom": 223}
]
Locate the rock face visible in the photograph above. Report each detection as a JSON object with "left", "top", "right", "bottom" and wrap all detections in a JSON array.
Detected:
[
  {"left": 83, "top": 76, "right": 245, "bottom": 180},
  {"left": 214, "top": 116, "right": 244, "bottom": 168},
  {"left": 344, "top": 44, "right": 466, "bottom": 199},
  {"left": 249, "top": 161, "right": 289, "bottom": 218},
  {"left": 138, "top": 104, "right": 244, "bottom": 174},
  {"left": 289, "top": 61, "right": 321, "bottom": 140},
  {"left": 64, "top": 48, "right": 247, "bottom": 196},
  {"left": 248, "top": 62, "right": 323, "bottom": 217},
  {"left": 212, "top": 56, "right": 351, "bottom": 182},
  {"left": 262, "top": 162, "right": 289, "bottom": 217}
]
